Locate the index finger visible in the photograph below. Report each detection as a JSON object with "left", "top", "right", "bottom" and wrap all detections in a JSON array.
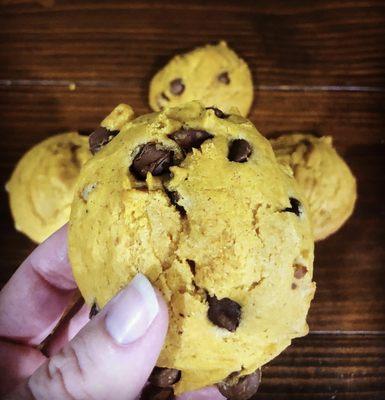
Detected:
[{"left": 0, "top": 225, "right": 77, "bottom": 346}]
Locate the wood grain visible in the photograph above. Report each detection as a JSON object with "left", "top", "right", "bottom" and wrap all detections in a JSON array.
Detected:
[
  {"left": 0, "top": 0, "right": 385, "bottom": 87},
  {"left": 259, "top": 333, "right": 385, "bottom": 399},
  {"left": 0, "top": 86, "right": 384, "bottom": 331}
]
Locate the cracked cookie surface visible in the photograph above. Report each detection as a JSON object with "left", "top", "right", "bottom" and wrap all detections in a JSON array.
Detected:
[
  {"left": 149, "top": 41, "right": 253, "bottom": 117},
  {"left": 6, "top": 132, "right": 91, "bottom": 243},
  {"left": 270, "top": 133, "right": 357, "bottom": 241},
  {"left": 69, "top": 102, "right": 315, "bottom": 395}
]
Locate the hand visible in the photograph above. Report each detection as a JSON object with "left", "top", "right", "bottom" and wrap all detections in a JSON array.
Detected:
[{"left": 0, "top": 226, "right": 225, "bottom": 400}]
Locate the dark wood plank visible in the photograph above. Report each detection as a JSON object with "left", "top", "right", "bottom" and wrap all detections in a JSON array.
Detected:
[
  {"left": 259, "top": 333, "right": 385, "bottom": 399},
  {"left": 0, "top": 86, "right": 384, "bottom": 331},
  {"left": 0, "top": 86, "right": 383, "bottom": 146},
  {"left": 0, "top": 0, "right": 385, "bottom": 87}
]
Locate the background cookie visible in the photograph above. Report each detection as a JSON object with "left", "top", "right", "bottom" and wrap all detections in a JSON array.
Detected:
[
  {"left": 149, "top": 41, "right": 253, "bottom": 116},
  {"left": 270, "top": 133, "right": 357, "bottom": 241},
  {"left": 6, "top": 132, "right": 91, "bottom": 243},
  {"left": 69, "top": 102, "right": 315, "bottom": 396}
]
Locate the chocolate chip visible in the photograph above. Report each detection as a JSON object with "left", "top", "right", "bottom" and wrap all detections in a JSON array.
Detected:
[
  {"left": 228, "top": 139, "right": 252, "bottom": 163},
  {"left": 89, "top": 127, "right": 119, "bottom": 155},
  {"left": 294, "top": 264, "right": 308, "bottom": 279},
  {"left": 207, "top": 295, "right": 241, "bottom": 332},
  {"left": 283, "top": 197, "right": 302, "bottom": 216},
  {"left": 89, "top": 303, "right": 100, "bottom": 319},
  {"left": 130, "top": 143, "right": 174, "bottom": 180},
  {"left": 165, "top": 189, "right": 186, "bottom": 216},
  {"left": 140, "top": 385, "right": 174, "bottom": 400},
  {"left": 206, "top": 107, "right": 229, "bottom": 119},
  {"left": 168, "top": 129, "right": 213, "bottom": 153},
  {"left": 218, "top": 71, "right": 230, "bottom": 84},
  {"left": 291, "top": 283, "right": 298, "bottom": 290},
  {"left": 187, "top": 259, "right": 196, "bottom": 275},
  {"left": 149, "top": 367, "right": 181, "bottom": 388},
  {"left": 170, "top": 78, "right": 185, "bottom": 95},
  {"left": 217, "top": 370, "right": 261, "bottom": 400}
]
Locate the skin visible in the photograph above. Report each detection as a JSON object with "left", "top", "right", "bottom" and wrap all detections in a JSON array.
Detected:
[{"left": 0, "top": 226, "right": 225, "bottom": 400}]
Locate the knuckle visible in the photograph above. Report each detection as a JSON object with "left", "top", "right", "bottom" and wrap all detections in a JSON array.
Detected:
[{"left": 38, "top": 341, "right": 92, "bottom": 400}]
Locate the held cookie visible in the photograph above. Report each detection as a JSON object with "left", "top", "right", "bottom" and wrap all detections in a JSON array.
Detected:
[
  {"left": 69, "top": 102, "right": 315, "bottom": 397},
  {"left": 149, "top": 41, "right": 253, "bottom": 117},
  {"left": 6, "top": 132, "right": 91, "bottom": 243},
  {"left": 270, "top": 133, "right": 357, "bottom": 241}
]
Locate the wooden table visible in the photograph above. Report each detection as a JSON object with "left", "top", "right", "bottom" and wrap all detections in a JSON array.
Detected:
[{"left": 0, "top": 1, "right": 384, "bottom": 398}]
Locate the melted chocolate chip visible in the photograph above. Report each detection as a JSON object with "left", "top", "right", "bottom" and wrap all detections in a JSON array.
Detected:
[
  {"left": 89, "top": 127, "right": 119, "bottom": 155},
  {"left": 130, "top": 143, "right": 174, "bottom": 180},
  {"left": 217, "top": 370, "right": 261, "bottom": 400},
  {"left": 294, "top": 264, "right": 308, "bottom": 279},
  {"left": 165, "top": 189, "right": 186, "bottom": 216},
  {"left": 206, "top": 106, "right": 229, "bottom": 119},
  {"left": 218, "top": 71, "right": 230, "bottom": 84},
  {"left": 228, "top": 139, "right": 252, "bottom": 163},
  {"left": 140, "top": 385, "right": 174, "bottom": 400},
  {"left": 149, "top": 367, "right": 181, "bottom": 388},
  {"left": 207, "top": 295, "right": 241, "bottom": 332},
  {"left": 89, "top": 303, "right": 100, "bottom": 319},
  {"left": 168, "top": 129, "right": 213, "bottom": 153},
  {"left": 170, "top": 78, "right": 185, "bottom": 95},
  {"left": 187, "top": 259, "right": 196, "bottom": 275},
  {"left": 283, "top": 197, "right": 302, "bottom": 216}
]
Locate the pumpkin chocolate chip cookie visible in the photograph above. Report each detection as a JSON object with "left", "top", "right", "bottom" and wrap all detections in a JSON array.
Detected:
[
  {"left": 69, "top": 102, "right": 315, "bottom": 398},
  {"left": 270, "top": 133, "right": 357, "bottom": 241},
  {"left": 6, "top": 132, "right": 91, "bottom": 243},
  {"left": 149, "top": 41, "right": 253, "bottom": 116}
]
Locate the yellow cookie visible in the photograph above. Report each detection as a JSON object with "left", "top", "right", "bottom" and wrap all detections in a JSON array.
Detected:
[
  {"left": 270, "top": 133, "right": 357, "bottom": 241},
  {"left": 69, "top": 102, "right": 315, "bottom": 396},
  {"left": 6, "top": 132, "right": 91, "bottom": 243},
  {"left": 149, "top": 41, "right": 253, "bottom": 117}
]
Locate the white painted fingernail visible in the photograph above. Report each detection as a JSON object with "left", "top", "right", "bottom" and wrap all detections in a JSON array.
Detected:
[{"left": 105, "top": 274, "right": 159, "bottom": 344}]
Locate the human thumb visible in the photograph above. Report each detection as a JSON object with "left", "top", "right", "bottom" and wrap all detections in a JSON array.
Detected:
[{"left": 6, "top": 274, "right": 169, "bottom": 400}]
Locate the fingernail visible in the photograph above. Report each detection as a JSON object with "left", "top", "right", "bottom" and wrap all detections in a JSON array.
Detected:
[{"left": 105, "top": 274, "right": 159, "bottom": 344}]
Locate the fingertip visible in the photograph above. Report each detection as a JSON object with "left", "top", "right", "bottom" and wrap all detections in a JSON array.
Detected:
[
  {"left": 29, "top": 224, "right": 76, "bottom": 291},
  {"left": 0, "top": 225, "right": 79, "bottom": 345}
]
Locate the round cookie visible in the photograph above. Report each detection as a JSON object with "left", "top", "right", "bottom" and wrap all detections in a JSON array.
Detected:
[
  {"left": 6, "top": 132, "right": 91, "bottom": 243},
  {"left": 149, "top": 41, "right": 253, "bottom": 117},
  {"left": 69, "top": 102, "right": 315, "bottom": 396},
  {"left": 270, "top": 133, "right": 357, "bottom": 241}
]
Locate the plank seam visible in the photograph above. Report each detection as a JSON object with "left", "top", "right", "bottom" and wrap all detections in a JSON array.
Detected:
[
  {"left": 309, "top": 330, "right": 385, "bottom": 336},
  {"left": 0, "top": 80, "right": 384, "bottom": 92}
]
